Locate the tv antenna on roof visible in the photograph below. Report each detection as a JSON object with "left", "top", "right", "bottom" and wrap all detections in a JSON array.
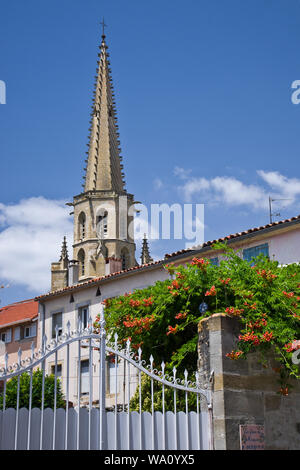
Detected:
[{"left": 268, "top": 196, "right": 292, "bottom": 224}]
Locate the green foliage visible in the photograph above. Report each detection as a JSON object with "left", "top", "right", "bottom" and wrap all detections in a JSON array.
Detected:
[
  {"left": 94, "top": 243, "right": 300, "bottom": 394},
  {"left": 129, "top": 373, "right": 198, "bottom": 412},
  {"left": 0, "top": 369, "right": 65, "bottom": 409}
]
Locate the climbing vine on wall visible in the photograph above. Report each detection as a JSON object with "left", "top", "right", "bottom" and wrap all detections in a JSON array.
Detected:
[{"left": 94, "top": 243, "right": 300, "bottom": 395}]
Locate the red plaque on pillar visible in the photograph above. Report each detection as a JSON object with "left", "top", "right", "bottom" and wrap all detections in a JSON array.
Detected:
[{"left": 239, "top": 425, "right": 265, "bottom": 450}]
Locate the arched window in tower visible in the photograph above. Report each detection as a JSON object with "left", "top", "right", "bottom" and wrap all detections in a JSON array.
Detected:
[
  {"left": 96, "top": 211, "right": 108, "bottom": 239},
  {"left": 78, "top": 249, "right": 85, "bottom": 277},
  {"left": 78, "top": 212, "right": 86, "bottom": 240},
  {"left": 121, "top": 248, "right": 129, "bottom": 271}
]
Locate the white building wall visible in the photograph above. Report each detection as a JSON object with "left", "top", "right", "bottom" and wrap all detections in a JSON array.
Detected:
[
  {"left": 268, "top": 229, "right": 300, "bottom": 265},
  {"left": 204, "top": 228, "right": 300, "bottom": 266}
]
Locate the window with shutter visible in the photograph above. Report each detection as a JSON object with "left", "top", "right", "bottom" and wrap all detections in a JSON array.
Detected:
[
  {"left": 5, "top": 329, "right": 11, "bottom": 343},
  {"left": 51, "top": 364, "right": 62, "bottom": 377},
  {"left": 243, "top": 243, "right": 269, "bottom": 265},
  {"left": 14, "top": 327, "right": 20, "bottom": 341},
  {"left": 78, "top": 306, "right": 89, "bottom": 329},
  {"left": 52, "top": 312, "right": 63, "bottom": 338},
  {"left": 24, "top": 326, "right": 31, "bottom": 338},
  {"left": 210, "top": 257, "right": 219, "bottom": 266},
  {"left": 31, "top": 323, "right": 37, "bottom": 337},
  {"left": 23, "top": 324, "right": 37, "bottom": 339},
  {"left": 80, "top": 359, "right": 89, "bottom": 395}
]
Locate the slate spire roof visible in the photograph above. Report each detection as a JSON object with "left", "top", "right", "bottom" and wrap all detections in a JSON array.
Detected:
[{"left": 83, "top": 29, "right": 125, "bottom": 193}]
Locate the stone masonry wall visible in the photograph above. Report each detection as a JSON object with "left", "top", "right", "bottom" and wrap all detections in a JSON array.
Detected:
[{"left": 198, "top": 313, "right": 300, "bottom": 450}]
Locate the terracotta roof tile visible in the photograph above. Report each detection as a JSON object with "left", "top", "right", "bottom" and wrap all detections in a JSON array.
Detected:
[
  {"left": 201, "top": 215, "right": 300, "bottom": 248},
  {"left": 164, "top": 214, "right": 300, "bottom": 257},
  {"left": 0, "top": 299, "right": 38, "bottom": 328},
  {"left": 36, "top": 260, "right": 163, "bottom": 300}
]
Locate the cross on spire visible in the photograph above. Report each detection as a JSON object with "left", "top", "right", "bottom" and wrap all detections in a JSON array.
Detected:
[{"left": 100, "top": 17, "right": 107, "bottom": 37}]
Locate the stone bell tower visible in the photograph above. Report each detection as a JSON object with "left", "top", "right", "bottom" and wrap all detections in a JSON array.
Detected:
[{"left": 51, "top": 25, "right": 137, "bottom": 290}]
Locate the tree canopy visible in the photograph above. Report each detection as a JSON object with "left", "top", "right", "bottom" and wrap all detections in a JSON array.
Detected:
[{"left": 0, "top": 369, "right": 65, "bottom": 409}]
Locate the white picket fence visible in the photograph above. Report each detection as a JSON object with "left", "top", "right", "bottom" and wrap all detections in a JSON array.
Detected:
[{"left": 0, "top": 408, "right": 210, "bottom": 450}]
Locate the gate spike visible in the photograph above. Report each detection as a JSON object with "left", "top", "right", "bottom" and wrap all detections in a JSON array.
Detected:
[
  {"left": 66, "top": 320, "right": 71, "bottom": 336},
  {"left": 100, "top": 303, "right": 105, "bottom": 324},
  {"left": 31, "top": 342, "right": 35, "bottom": 359},
  {"left": 138, "top": 347, "right": 142, "bottom": 361},
  {"left": 17, "top": 347, "right": 22, "bottom": 365},
  {"left": 43, "top": 334, "right": 47, "bottom": 353},
  {"left": 149, "top": 355, "right": 154, "bottom": 369},
  {"left": 77, "top": 317, "right": 81, "bottom": 333},
  {"left": 99, "top": 304, "right": 106, "bottom": 338}
]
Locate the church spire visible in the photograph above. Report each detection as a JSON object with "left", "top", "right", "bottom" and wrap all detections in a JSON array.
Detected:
[
  {"left": 59, "top": 236, "right": 69, "bottom": 268},
  {"left": 51, "top": 236, "right": 69, "bottom": 291},
  {"left": 83, "top": 24, "right": 125, "bottom": 193},
  {"left": 140, "top": 234, "right": 153, "bottom": 265},
  {"left": 67, "top": 24, "right": 137, "bottom": 285}
]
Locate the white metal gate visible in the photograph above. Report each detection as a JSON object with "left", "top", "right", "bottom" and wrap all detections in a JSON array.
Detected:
[{"left": 0, "top": 307, "right": 213, "bottom": 450}]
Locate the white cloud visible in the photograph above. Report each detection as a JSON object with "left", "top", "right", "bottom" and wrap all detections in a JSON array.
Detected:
[
  {"left": 153, "top": 178, "right": 163, "bottom": 190},
  {"left": 257, "top": 170, "right": 300, "bottom": 202},
  {"left": 0, "top": 197, "right": 161, "bottom": 294},
  {"left": 210, "top": 176, "right": 267, "bottom": 209},
  {"left": 175, "top": 167, "right": 300, "bottom": 210},
  {"left": 0, "top": 197, "right": 73, "bottom": 293},
  {"left": 173, "top": 167, "right": 192, "bottom": 180},
  {"left": 0, "top": 197, "right": 71, "bottom": 229},
  {"left": 180, "top": 177, "right": 211, "bottom": 202}
]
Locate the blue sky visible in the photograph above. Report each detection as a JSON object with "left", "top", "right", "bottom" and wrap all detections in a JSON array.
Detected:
[{"left": 1, "top": 0, "right": 300, "bottom": 305}]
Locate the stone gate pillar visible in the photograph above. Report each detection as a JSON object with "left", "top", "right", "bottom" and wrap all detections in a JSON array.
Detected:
[{"left": 198, "top": 313, "right": 300, "bottom": 450}]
